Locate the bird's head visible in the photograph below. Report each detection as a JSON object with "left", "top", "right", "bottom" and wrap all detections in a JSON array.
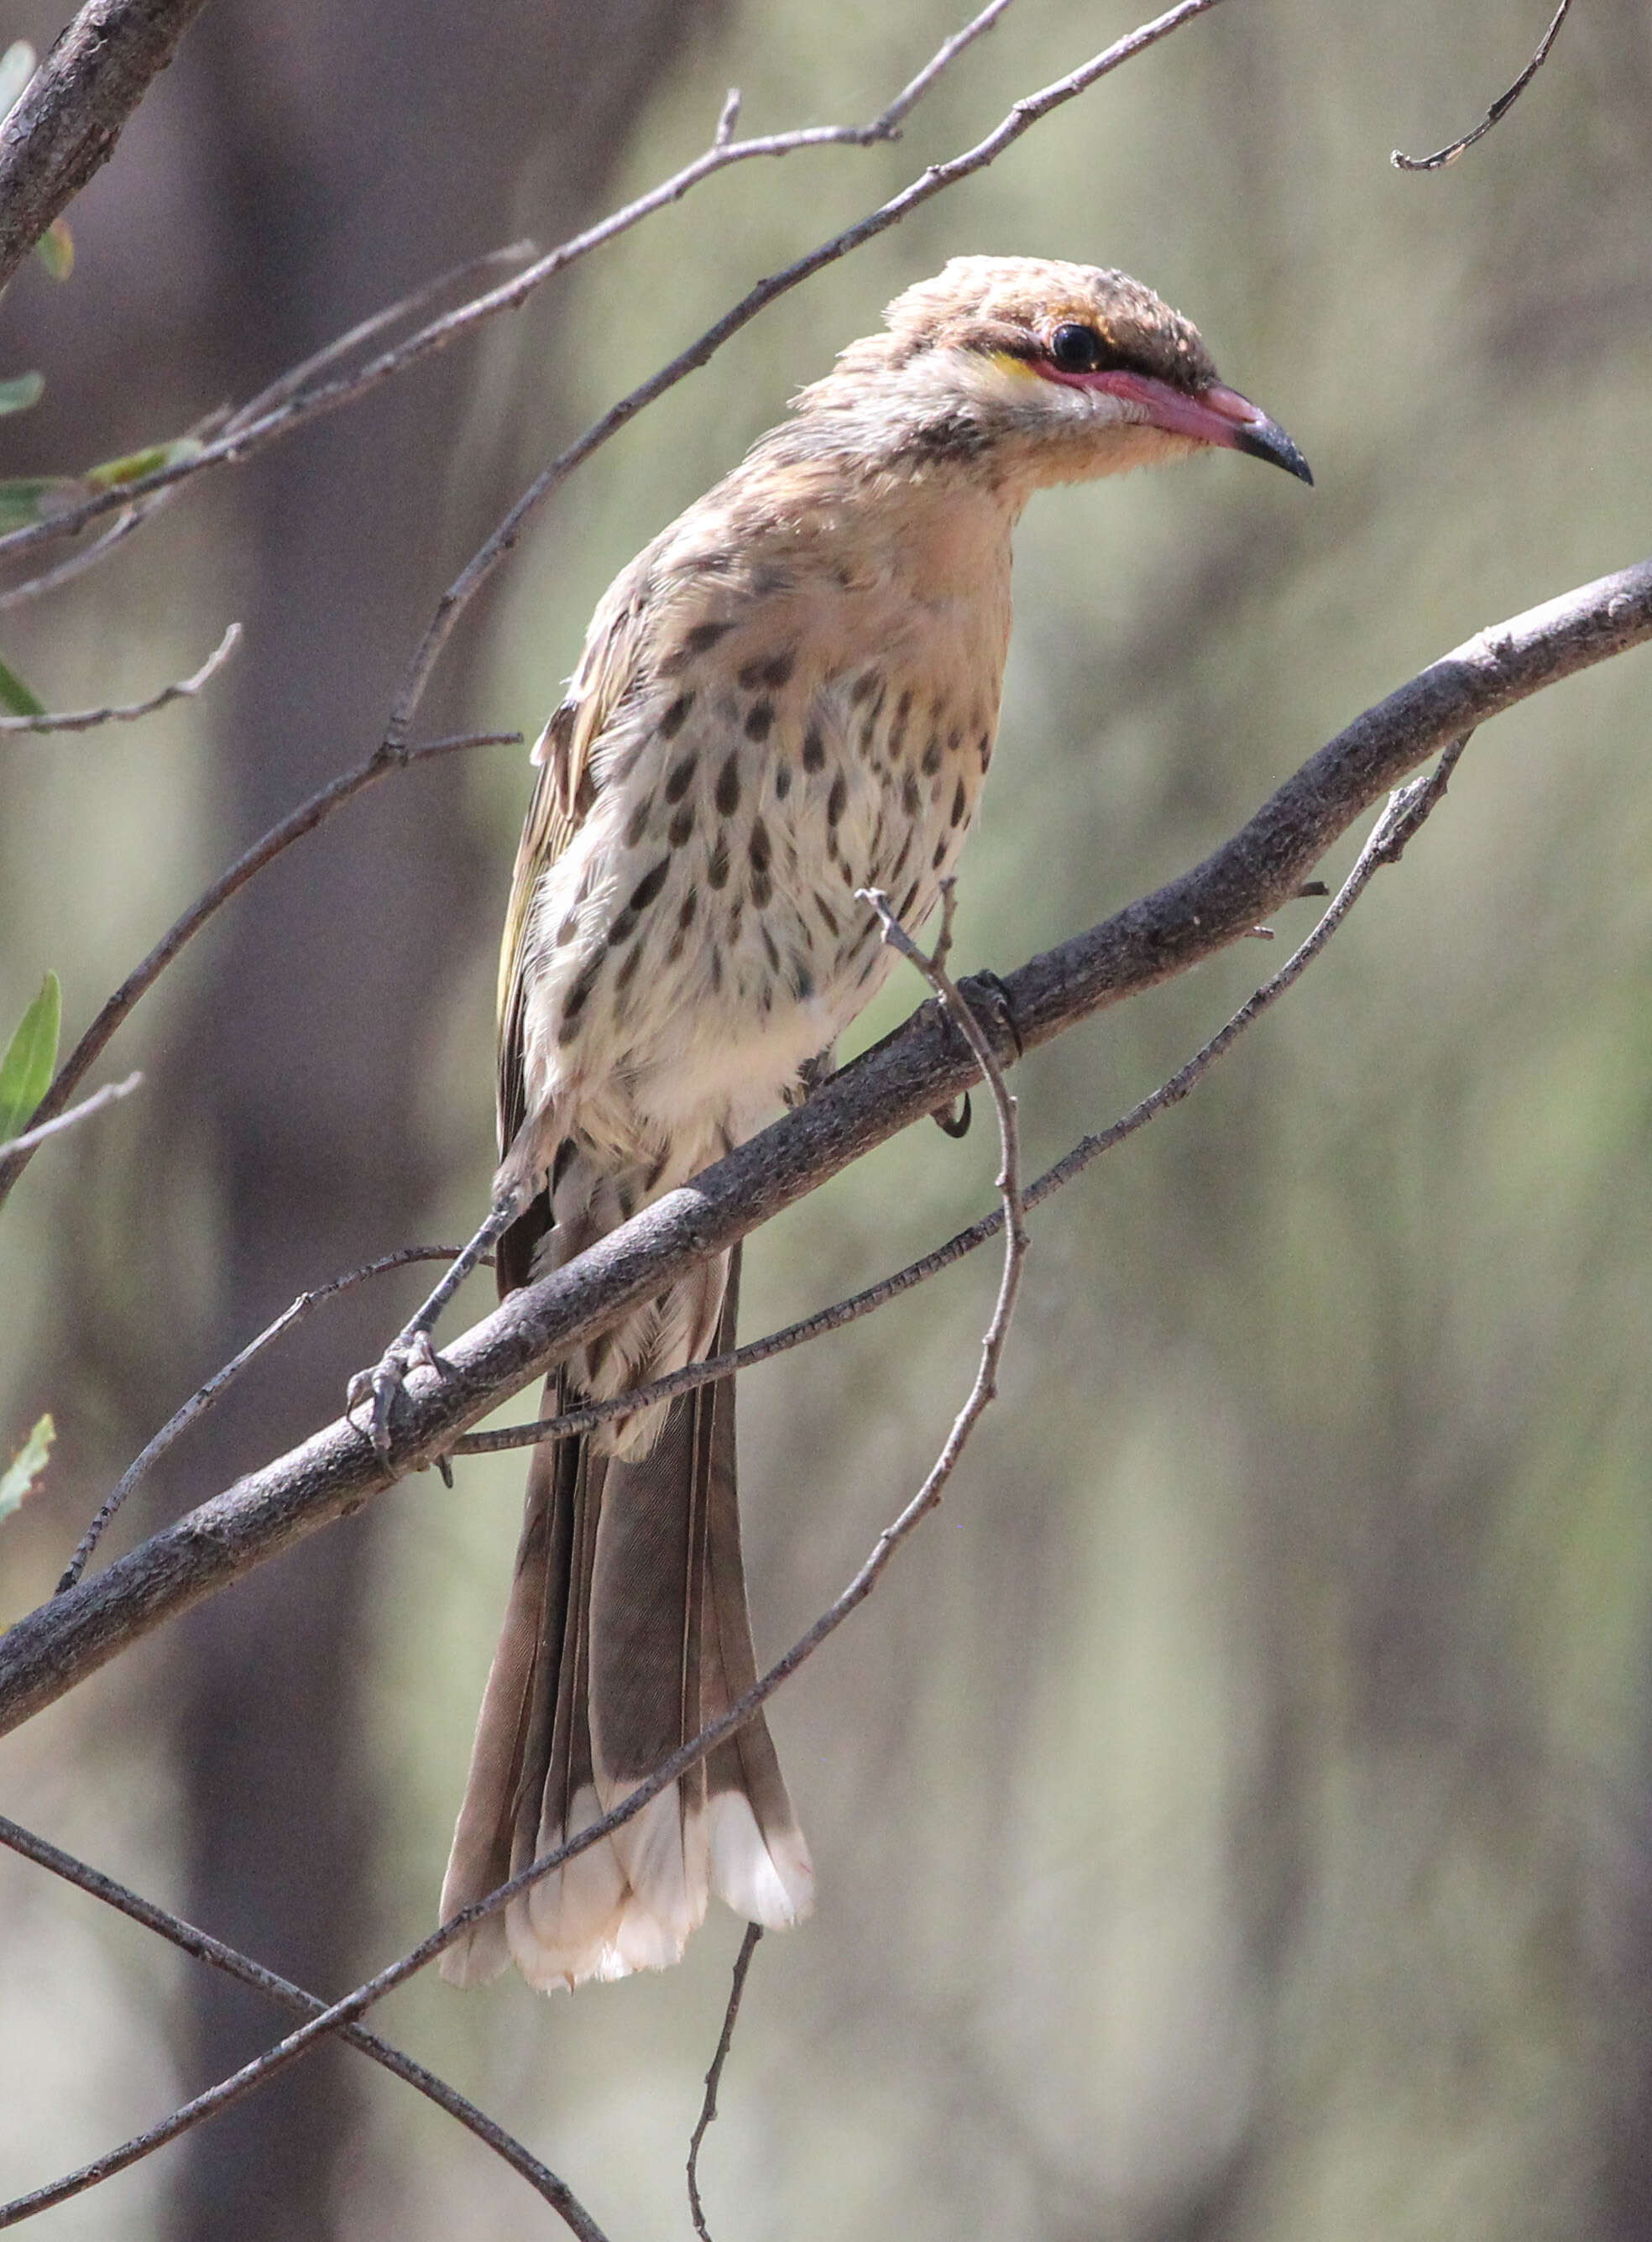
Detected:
[{"left": 791, "top": 255, "right": 1311, "bottom": 495}]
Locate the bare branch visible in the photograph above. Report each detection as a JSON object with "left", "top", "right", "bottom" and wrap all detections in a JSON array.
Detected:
[
  {"left": 0, "top": 1070, "right": 140, "bottom": 1159},
  {"left": 0, "top": 730, "right": 520, "bottom": 1210},
  {"left": 687, "top": 1923, "right": 764, "bottom": 2242},
  {"left": 0, "top": 0, "right": 1054, "bottom": 567},
  {"left": 0, "top": 885, "right": 1031, "bottom": 2226},
  {"left": 0, "top": 0, "right": 215, "bottom": 295},
  {"left": 1, "top": 560, "right": 1648, "bottom": 1736},
  {"left": 58, "top": 1244, "right": 487, "bottom": 1594},
  {"left": 0, "top": 622, "right": 240, "bottom": 735},
  {"left": 0, "top": 1815, "right": 610, "bottom": 2241},
  {"left": 1393, "top": 0, "right": 1574, "bottom": 171}
]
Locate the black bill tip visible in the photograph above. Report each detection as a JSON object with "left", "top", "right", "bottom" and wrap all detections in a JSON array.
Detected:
[{"left": 1232, "top": 414, "right": 1314, "bottom": 486}]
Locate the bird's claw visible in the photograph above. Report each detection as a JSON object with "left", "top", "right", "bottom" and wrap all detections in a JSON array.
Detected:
[
  {"left": 933, "top": 1091, "right": 972, "bottom": 1139},
  {"left": 347, "top": 1327, "right": 449, "bottom": 1458},
  {"left": 959, "top": 969, "right": 1025, "bottom": 1060}
]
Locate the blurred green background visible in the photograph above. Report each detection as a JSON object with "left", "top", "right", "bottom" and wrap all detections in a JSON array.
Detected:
[{"left": 3, "top": 1, "right": 1651, "bottom": 2235}]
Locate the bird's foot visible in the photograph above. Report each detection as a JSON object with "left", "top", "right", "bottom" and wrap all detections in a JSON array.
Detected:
[
  {"left": 347, "top": 1325, "right": 448, "bottom": 1457},
  {"left": 786, "top": 1044, "right": 839, "bottom": 1108},
  {"left": 957, "top": 969, "right": 1026, "bottom": 1062}
]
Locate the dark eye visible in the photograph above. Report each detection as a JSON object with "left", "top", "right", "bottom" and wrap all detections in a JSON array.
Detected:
[{"left": 1048, "top": 322, "right": 1106, "bottom": 373}]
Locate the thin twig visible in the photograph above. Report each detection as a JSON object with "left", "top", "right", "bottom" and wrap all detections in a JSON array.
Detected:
[
  {"left": 0, "top": 730, "right": 520, "bottom": 1210},
  {"left": 0, "top": 623, "right": 241, "bottom": 735},
  {"left": 58, "top": 1245, "right": 489, "bottom": 1594},
  {"left": 0, "top": 889, "right": 1031, "bottom": 2231},
  {"left": 218, "top": 240, "right": 538, "bottom": 434},
  {"left": 0, "top": 1814, "right": 610, "bottom": 2242},
  {"left": 0, "top": 1071, "right": 139, "bottom": 1161},
  {"left": 1393, "top": 0, "right": 1574, "bottom": 170},
  {"left": 687, "top": 1923, "right": 765, "bottom": 2242},
  {"left": 0, "top": 0, "right": 1048, "bottom": 566},
  {"left": 0, "top": 507, "right": 143, "bottom": 609},
  {"left": 869, "top": 0, "right": 1016, "bottom": 131}
]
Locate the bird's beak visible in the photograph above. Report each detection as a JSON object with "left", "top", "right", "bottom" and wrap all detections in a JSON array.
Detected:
[{"left": 1092, "top": 370, "right": 1314, "bottom": 485}]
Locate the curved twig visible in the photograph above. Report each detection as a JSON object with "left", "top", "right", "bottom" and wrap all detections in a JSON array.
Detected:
[
  {"left": 1393, "top": 0, "right": 1574, "bottom": 171},
  {"left": 448, "top": 745, "right": 1472, "bottom": 1461},
  {"left": 382, "top": 0, "right": 1232, "bottom": 745}
]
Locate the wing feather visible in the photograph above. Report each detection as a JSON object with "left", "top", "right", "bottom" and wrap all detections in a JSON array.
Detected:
[{"left": 495, "top": 560, "right": 656, "bottom": 1158}]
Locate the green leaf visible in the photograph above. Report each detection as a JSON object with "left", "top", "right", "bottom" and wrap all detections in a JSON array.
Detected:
[
  {"left": 33, "top": 218, "right": 72, "bottom": 283},
  {"left": 0, "top": 1414, "right": 53, "bottom": 1522},
  {"left": 0, "top": 436, "right": 204, "bottom": 534},
  {"left": 0, "top": 371, "right": 44, "bottom": 415},
  {"left": 85, "top": 436, "right": 202, "bottom": 490},
  {"left": 0, "top": 477, "right": 73, "bottom": 533},
  {"left": 0, "top": 41, "right": 34, "bottom": 121},
  {"left": 0, "top": 972, "right": 61, "bottom": 1142},
  {"left": 0, "top": 651, "right": 44, "bottom": 717}
]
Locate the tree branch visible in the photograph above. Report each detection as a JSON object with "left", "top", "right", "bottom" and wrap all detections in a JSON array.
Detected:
[
  {"left": 0, "top": 1069, "right": 140, "bottom": 1159},
  {"left": 1, "top": 559, "right": 1647, "bottom": 1735},
  {"left": 0, "top": 0, "right": 215, "bottom": 294}
]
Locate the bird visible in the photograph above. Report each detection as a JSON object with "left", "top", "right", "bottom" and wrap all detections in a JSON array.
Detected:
[{"left": 426, "top": 255, "right": 1310, "bottom": 1992}]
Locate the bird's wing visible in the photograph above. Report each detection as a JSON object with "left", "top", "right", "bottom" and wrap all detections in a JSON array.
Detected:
[{"left": 495, "top": 557, "right": 656, "bottom": 1160}]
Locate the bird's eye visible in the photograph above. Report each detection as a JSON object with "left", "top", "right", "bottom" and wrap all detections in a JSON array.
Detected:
[{"left": 1048, "top": 322, "right": 1106, "bottom": 374}]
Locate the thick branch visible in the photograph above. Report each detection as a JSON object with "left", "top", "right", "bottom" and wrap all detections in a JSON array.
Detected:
[
  {"left": 1, "top": 558, "right": 1649, "bottom": 1732},
  {"left": 0, "top": 0, "right": 214, "bottom": 293}
]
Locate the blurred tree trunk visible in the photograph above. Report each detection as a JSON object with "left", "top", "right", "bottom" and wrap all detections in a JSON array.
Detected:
[{"left": 23, "top": 0, "right": 712, "bottom": 2232}]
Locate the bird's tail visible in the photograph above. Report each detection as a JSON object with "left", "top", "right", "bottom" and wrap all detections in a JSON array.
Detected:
[{"left": 437, "top": 1247, "right": 813, "bottom": 1989}]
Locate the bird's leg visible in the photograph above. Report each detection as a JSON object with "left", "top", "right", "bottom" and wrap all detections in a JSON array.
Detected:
[{"left": 347, "top": 1182, "right": 528, "bottom": 1457}]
